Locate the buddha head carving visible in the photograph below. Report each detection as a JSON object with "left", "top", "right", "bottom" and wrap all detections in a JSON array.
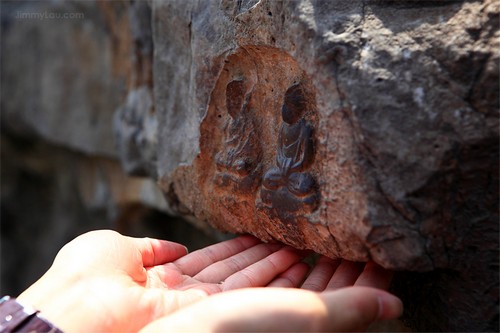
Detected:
[{"left": 282, "top": 83, "right": 307, "bottom": 124}]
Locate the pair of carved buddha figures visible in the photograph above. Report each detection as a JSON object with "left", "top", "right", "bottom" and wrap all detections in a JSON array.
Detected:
[{"left": 215, "top": 81, "right": 319, "bottom": 214}]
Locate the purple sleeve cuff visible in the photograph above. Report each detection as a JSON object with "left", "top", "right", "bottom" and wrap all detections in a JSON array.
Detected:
[{"left": 0, "top": 296, "right": 63, "bottom": 333}]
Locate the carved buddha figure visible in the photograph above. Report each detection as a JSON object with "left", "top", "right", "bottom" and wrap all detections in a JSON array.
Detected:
[
  {"left": 261, "top": 83, "right": 318, "bottom": 212},
  {"left": 214, "top": 79, "right": 261, "bottom": 192}
]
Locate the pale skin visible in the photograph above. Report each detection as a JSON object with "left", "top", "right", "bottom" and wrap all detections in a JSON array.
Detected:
[{"left": 17, "top": 230, "right": 402, "bottom": 332}]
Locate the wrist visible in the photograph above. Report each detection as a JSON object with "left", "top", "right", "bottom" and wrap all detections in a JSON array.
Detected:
[
  {"left": 0, "top": 296, "right": 63, "bottom": 333},
  {"left": 16, "top": 270, "right": 100, "bottom": 333}
]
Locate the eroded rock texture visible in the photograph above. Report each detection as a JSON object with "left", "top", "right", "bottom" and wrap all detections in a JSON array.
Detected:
[{"left": 153, "top": 0, "right": 498, "bottom": 330}]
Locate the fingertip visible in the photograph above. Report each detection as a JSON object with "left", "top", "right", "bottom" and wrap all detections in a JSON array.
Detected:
[
  {"left": 140, "top": 238, "right": 190, "bottom": 266},
  {"left": 376, "top": 292, "right": 403, "bottom": 320}
]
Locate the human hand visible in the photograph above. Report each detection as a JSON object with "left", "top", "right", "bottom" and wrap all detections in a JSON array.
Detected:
[
  {"left": 140, "top": 257, "right": 402, "bottom": 332},
  {"left": 17, "top": 230, "right": 306, "bottom": 333}
]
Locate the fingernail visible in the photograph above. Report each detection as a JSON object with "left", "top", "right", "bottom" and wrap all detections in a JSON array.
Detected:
[
  {"left": 377, "top": 293, "right": 403, "bottom": 320},
  {"left": 183, "top": 246, "right": 189, "bottom": 254}
]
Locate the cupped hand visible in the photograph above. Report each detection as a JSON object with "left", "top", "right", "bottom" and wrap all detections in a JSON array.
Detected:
[
  {"left": 141, "top": 257, "right": 402, "bottom": 332},
  {"left": 17, "top": 230, "right": 305, "bottom": 333}
]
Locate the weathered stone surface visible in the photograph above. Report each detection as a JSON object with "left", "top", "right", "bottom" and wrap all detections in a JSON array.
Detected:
[
  {"left": 154, "top": 0, "right": 498, "bottom": 268},
  {"left": 113, "top": 0, "right": 158, "bottom": 178}
]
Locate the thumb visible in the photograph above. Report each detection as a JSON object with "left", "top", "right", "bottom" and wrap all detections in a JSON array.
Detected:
[
  {"left": 139, "top": 287, "right": 402, "bottom": 332},
  {"left": 319, "top": 286, "right": 403, "bottom": 331}
]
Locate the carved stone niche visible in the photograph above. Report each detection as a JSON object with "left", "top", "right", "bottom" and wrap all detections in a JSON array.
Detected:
[
  {"left": 163, "top": 46, "right": 362, "bottom": 265},
  {"left": 197, "top": 46, "right": 324, "bottom": 247}
]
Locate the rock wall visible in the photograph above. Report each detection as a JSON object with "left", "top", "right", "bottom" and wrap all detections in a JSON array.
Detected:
[{"left": 1, "top": 0, "right": 498, "bottom": 331}]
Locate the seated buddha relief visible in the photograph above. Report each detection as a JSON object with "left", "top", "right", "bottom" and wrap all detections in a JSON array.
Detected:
[
  {"left": 214, "top": 79, "right": 262, "bottom": 194},
  {"left": 261, "top": 83, "right": 319, "bottom": 214}
]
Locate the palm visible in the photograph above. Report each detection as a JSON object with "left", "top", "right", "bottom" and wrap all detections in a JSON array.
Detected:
[
  {"left": 57, "top": 232, "right": 305, "bottom": 332},
  {"left": 143, "top": 235, "right": 303, "bottom": 295}
]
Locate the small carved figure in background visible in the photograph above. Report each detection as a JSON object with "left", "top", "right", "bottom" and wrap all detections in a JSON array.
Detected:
[
  {"left": 261, "top": 83, "right": 319, "bottom": 213},
  {"left": 214, "top": 79, "right": 261, "bottom": 193}
]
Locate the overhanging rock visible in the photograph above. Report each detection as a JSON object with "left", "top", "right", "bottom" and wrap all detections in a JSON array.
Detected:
[{"left": 154, "top": 0, "right": 498, "bottom": 273}]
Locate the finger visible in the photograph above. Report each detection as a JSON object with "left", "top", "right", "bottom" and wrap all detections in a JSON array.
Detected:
[
  {"left": 193, "top": 243, "right": 283, "bottom": 283},
  {"left": 319, "top": 287, "right": 404, "bottom": 331},
  {"left": 131, "top": 237, "right": 188, "bottom": 267},
  {"left": 325, "top": 260, "right": 365, "bottom": 290},
  {"left": 222, "top": 247, "right": 304, "bottom": 290},
  {"left": 301, "top": 256, "right": 341, "bottom": 291},
  {"left": 172, "top": 235, "right": 261, "bottom": 276},
  {"left": 267, "top": 262, "right": 310, "bottom": 288},
  {"left": 139, "top": 287, "right": 403, "bottom": 333},
  {"left": 354, "top": 261, "right": 394, "bottom": 290}
]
